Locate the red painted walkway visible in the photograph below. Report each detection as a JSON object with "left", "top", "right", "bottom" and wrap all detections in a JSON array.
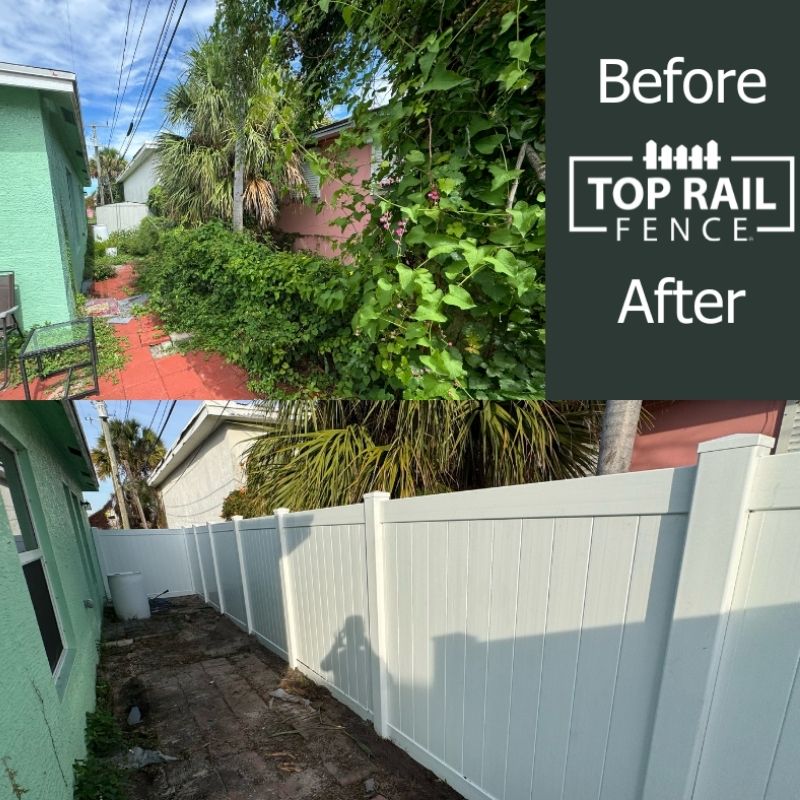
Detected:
[{"left": 2, "top": 265, "right": 257, "bottom": 400}]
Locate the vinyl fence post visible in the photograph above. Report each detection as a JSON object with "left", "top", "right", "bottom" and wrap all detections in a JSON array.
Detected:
[
  {"left": 232, "top": 515, "right": 253, "bottom": 635},
  {"left": 363, "top": 491, "right": 391, "bottom": 738},
  {"left": 192, "top": 523, "right": 208, "bottom": 603},
  {"left": 275, "top": 508, "right": 299, "bottom": 669},
  {"left": 208, "top": 521, "right": 225, "bottom": 616},
  {"left": 642, "top": 434, "right": 774, "bottom": 800}
]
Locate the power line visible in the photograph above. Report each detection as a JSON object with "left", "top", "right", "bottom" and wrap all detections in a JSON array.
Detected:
[
  {"left": 108, "top": 0, "right": 136, "bottom": 149},
  {"left": 108, "top": 0, "right": 156, "bottom": 149},
  {"left": 121, "top": 0, "right": 189, "bottom": 159},
  {"left": 120, "top": 0, "right": 177, "bottom": 150},
  {"left": 157, "top": 401, "right": 177, "bottom": 441},
  {"left": 120, "top": 0, "right": 180, "bottom": 156},
  {"left": 144, "top": 400, "right": 162, "bottom": 435}
]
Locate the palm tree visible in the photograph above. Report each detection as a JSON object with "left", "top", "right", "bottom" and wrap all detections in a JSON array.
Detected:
[
  {"left": 156, "top": 34, "right": 304, "bottom": 230},
  {"left": 91, "top": 420, "right": 166, "bottom": 528},
  {"left": 596, "top": 400, "right": 643, "bottom": 475},
  {"left": 89, "top": 147, "right": 127, "bottom": 205},
  {"left": 227, "top": 401, "right": 602, "bottom": 516}
]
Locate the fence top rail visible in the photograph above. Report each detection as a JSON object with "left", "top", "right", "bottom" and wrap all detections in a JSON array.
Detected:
[
  {"left": 209, "top": 521, "right": 234, "bottom": 534},
  {"left": 283, "top": 503, "right": 365, "bottom": 528},
  {"left": 238, "top": 516, "right": 278, "bottom": 532},
  {"left": 93, "top": 528, "right": 186, "bottom": 536},
  {"left": 382, "top": 465, "right": 696, "bottom": 524}
]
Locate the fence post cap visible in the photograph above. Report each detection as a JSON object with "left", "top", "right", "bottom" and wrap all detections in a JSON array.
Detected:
[
  {"left": 364, "top": 490, "right": 391, "bottom": 500},
  {"left": 231, "top": 515, "right": 244, "bottom": 521},
  {"left": 274, "top": 507, "right": 290, "bottom": 515},
  {"left": 697, "top": 433, "right": 774, "bottom": 455}
]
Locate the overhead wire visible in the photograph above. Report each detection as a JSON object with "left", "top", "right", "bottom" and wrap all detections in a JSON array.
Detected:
[
  {"left": 109, "top": 0, "right": 157, "bottom": 148},
  {"left": 108, "top": 0, "right": 136, "bottom": 148},
  {"left": 120, "top": 0, "right": 187, "bottom": 158},
  {"left": 121, "top": 0, "right": 189, "bottom": 159}
]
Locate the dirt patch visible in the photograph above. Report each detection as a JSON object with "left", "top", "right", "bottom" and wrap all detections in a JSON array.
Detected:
[{"left": 100, "top": 598, "right": 463, "bottom": 800}]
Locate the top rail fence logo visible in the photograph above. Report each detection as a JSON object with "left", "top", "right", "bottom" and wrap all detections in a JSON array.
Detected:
[{"left": 569, "top": 139, "right": 795, "bottom": 242}]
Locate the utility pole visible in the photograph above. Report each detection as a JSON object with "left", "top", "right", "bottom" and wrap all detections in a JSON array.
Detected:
[
  {"left": 91, "top": 124, "right": 104, "bottom": 205},
  {"left": 95, "top": 400, "right": 131, "bottom": 529}
]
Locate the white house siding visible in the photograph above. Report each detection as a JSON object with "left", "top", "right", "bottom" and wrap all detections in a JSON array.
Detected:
[
  {"left": 158, "top": 424, "right": 263, "bottom": 527},
  {"left": 121, "top": 150, "right": 159, "bottom": 203}
]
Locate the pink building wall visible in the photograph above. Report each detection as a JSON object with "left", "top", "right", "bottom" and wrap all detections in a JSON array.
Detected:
[
  {"left": 277, "top": 139, "right": 373, "bottom": 258},
  {"left": 631, "top": 400, "right": 785, "bottom": 471}
]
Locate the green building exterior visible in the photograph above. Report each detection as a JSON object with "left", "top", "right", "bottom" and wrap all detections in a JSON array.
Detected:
[
  {"left": 0, "top": 401, "right": 102, "bottom": 800},
  {"left": 0, "top": 63, "right": 91, "bottom": 330}
]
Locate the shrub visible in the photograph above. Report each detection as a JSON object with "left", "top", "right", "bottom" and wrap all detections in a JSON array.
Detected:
[
  {"left": 221, "top": 487, "right": 252, "bottom": 519},
  {"left": 147, "top": 185, "right": 166, "bottom": 216},
  {"left": 140, "top": 221, "right": 375, "bottom": 394}
]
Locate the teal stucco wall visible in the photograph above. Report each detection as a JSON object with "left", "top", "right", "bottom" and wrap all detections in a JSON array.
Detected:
[
  {"left": 0, "top": 86, "right": 87, "bottom": 329},
  {"left": 42, "top": 96, "right": 89, "bottom": 302},
  {"left": 0, "top": 403, "right": 103, "bottom": 800}
]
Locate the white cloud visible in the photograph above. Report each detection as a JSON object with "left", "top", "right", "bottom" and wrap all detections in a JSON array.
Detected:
[{"left": 0, "top": 0, "right": 216, "bottom": 161}]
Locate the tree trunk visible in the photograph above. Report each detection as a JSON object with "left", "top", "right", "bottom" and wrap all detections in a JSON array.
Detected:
[
  {"left": 122, "top": 462, "right": 150, "bottom": 529},
  {"left": 596, "top": 400, "right": 643, "bottom": 475},
  {"left": 129, "top": 487, "right": 149, "bottom": 529},
  {"left": 232, "top": 134, "right": 244, "bottom": 232}
]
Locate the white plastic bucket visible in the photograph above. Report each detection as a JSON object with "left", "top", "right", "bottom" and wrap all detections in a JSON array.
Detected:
[{"left": 108, "top": 572, "right": 151, "bottom": 620}]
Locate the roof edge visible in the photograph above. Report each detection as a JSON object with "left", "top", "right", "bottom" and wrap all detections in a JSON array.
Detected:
[
  {"left": 148, "top": 402, "right": 274, "bottom": 488},
  {"left": 117, "top": 142, "right": 159, "bottom": 183}
]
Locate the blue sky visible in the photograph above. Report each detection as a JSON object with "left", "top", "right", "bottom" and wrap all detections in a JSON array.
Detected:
[
  {"left": 75, "top": 400, "right": 201, "bottom": 512},
  {"left": 0, "top": 0, "right": 217, "bottom": 164}
]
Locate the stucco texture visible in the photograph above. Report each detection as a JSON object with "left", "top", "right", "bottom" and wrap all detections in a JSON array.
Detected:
[
  {"left": 277, "top": 141, "right": 373, "bottom": 258},
  {"left": 158, "top": 423, "right": 262, "bottom": 527},
  {"left": 0, "top": 403, "right": 103, "bottom": 800},
  {"left": 631, "top": 400, "right": 785, "bottom": 471},
  {"left": 0, "top": 86, "right": 87, "bottom": 329}
]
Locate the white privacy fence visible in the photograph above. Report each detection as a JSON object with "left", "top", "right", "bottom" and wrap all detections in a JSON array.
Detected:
[
  {"left": 92, "top": 528, "right": 194, "bottom": 598},
  {"left": 92, "top": 435, "right": 800, "bottom": 800}
]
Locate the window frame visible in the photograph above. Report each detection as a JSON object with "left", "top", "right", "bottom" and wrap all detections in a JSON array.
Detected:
[{"left": 0, "top": 442, "right": 68, "bottom": 681}]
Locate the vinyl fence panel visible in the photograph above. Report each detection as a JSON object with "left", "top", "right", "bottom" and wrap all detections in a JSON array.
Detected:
[
  {"left": 238, "top": 516, "right": 288, "bottom": 658},
  {"left": 381, "top": 505, "right": 687, "bottom": 800},
  {"left": 92, "top": 528, "right": 194, "bottom": 598},
  {"left": 94, "top": 202, "right": 149, "bottom": 233},
  {"left": 282, "top": 505, "right": 373, "bottom": 719},
  {"left": 210, "top": 522, "right": 247, "bottom": 629}
]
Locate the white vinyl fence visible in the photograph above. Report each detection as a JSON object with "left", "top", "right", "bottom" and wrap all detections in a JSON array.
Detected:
[
  {"left": 92, "top": 528, "right": 194, "bottom": 598},
  {"left": 94, "top": 202, "right": 149, "bottom": 233},
  {"left": 92, "top": 434, "right": 800, "bottom": 800}
]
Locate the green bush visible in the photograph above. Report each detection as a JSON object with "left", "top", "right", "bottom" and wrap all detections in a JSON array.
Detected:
[
  {"left": 127, "top": 217, "right": 165, "bottom": 256},
  {"left": 147, "top": 185, "right": 166, "bottom": 216},
  {"left": 139, "top": 221, "right": 376, "bottom": 394},
  {"left": 92, "top": 217, "right": 169, "bottom": 266}
]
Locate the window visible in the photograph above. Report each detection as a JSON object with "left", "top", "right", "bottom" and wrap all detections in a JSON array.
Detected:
[
  {"left": 64, "top": 484, "right": 96, "bottom": 595},
  {"left": 0, "top": 443, "right": 66, "bottom": 675}
]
